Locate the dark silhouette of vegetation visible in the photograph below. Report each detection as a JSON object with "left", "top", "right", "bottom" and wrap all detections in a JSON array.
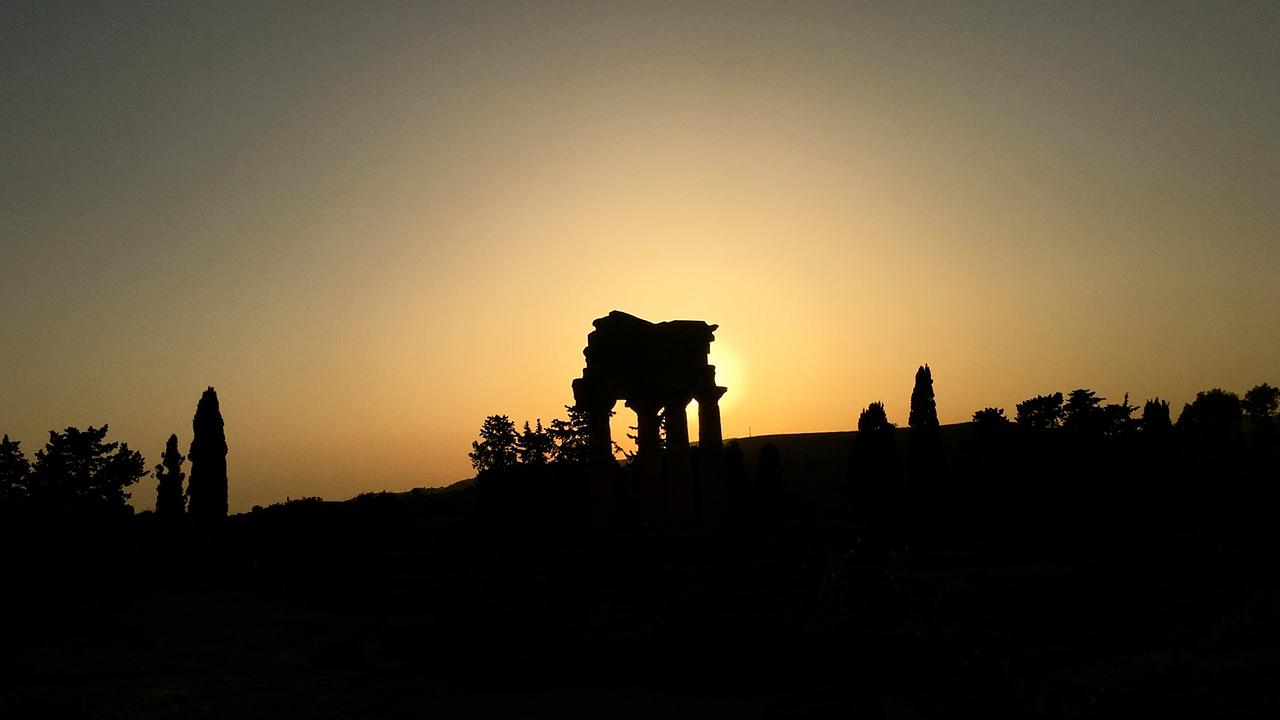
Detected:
[
  {"left": 469, "top": 415, "right": 519, "bottom": 474},
  {"left": 907, "top": 365, "right": 944, "bottom": 541},
  {"left": 1141, "top": 398, "right": 1173, "bottom": 432},
  {"left": 188, "top": 387, "right": 228, "bottom": 526},
  {"left": 25, "top": 425, "right": 145, "bottom": 517},
  {"left": 971, "top": 407, "right": 1009, "bottom": 426},
  {"left": 1015, "top": 392, "right": 1063, "bottom": 430},
  {"left": 471, "top": 405, "right": 623, "bottom": 476},
  {"left": 1176, "top": 388, "right": 1243, "bottom": 435},
  {"left": 515, "top": 420, "right": 553, "bottom": 466},
  {"left": 1062, "top": 388, "right": 1104, "bottom": 434},
  {"left": 1101, "top": 393, "right": 1139, "bottom": 439},
  {"left": 0, "top": 434, "right": 31, "bottom": 503},
  {"left": 908, "top": 364, "right": 939, "bottom": 430},
  {"left": 154, "top": 433, "right": 185, "bottom": 518},
  {"left": 1061, "top": 388, "right": 1138, "bottom": 439},
  {"left": 850, "top": 402, "right": 899, "bottom": 548},
  {"left": 547, "top": 405, "right": 607, "bottom": 465},
  {"left": 857, "top": 401, "right": 892, "bottom": 434},
  {"left": 1243, "top": 382, "right": 1279, "bottom": 424}
]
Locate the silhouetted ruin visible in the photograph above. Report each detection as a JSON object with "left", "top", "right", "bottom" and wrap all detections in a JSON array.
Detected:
[{"left": 572, "top": 311, "right": 727, "bottom": 531}]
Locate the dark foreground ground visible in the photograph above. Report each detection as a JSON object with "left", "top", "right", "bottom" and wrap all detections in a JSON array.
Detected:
[
  {"left": 3, "top": 520, "right": 1278, "bottom": 719},
  {"left": 5, "top": 421, "right": 1280, "bottom": 718}
]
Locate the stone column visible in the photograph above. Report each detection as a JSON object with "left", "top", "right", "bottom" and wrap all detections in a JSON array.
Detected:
[
  {"left": 628, "top": 397, "right": 664, "bottom": 528},
  {"left": 697, "top": 386, "right": 726, "bottom": 457},
  {"left": 583, "top": 399, "right": 616, "bottom": 534},
  {"left": 696, "top": 386, "right": 728, "bottom": 530},
  {"left": 664, "top": 397, "right": 694, "bottom": 529},
  {"left": 587, "top": 403, "right": 614, "bottom": 466}
]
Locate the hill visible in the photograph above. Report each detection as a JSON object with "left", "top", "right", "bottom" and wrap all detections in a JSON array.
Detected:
[{"left": 729, "top": 422, "right": 977, "bottom": 492}]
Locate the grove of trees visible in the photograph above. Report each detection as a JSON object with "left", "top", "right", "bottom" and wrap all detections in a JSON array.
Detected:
[
  {"left": 0, "top": 387, "right": 228, "bottom": 532},
  {"left": 0, "top": 425, "right": 145, "bottom": 519},
  {"left": 468, "top": 405, "right": 615, "bottom": 474}
]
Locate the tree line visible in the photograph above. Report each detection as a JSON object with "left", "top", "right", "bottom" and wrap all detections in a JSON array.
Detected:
[
  {"left": 846, "top": 369, "right": 1279, "bottom": 550},
  {"left": 0, "top": 387, "right": 229, "bottom": 529},
  {"left": 467, "top": 405, "right": 606, "bottom": 474},
  {"left": 467, "top": 368, "right": 1279, "bottom": 543}
]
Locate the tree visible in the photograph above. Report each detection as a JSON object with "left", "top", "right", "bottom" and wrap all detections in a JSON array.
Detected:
[
  {"left": 858, "top": 402, "right": 893, "bottom": 434},
  {"left": 1141, "top": 398, "right": 1172, "bottom": 433},
  {"left": 0, "top": 435, "right": 30, "bottom": 503},
  {"left": 972, "top": 407, "right": 1009, "bottom": 426},
  {"left": 548, "top": 405, "right": 621, "bottom": 464},
  {"left": 547, "top": 406, "right": 593, "bottom": 465},
  {"left": 907, "top": 367, "right": 944, "bottom": 540},
  {"left": 1015, "top": 393, "right": 1064, "bottom": 431},
  {"left": 1243, "top": 383, "right": 1279, "bottom": 424},
  {"left": 1176, "top": 389, "right": 1242, "bottom": 435},
  {"left": 188, "top": 387, "right": 228, "bottom": 525},
  {"left": 1062, "top": 388, "right": 1104, "bottom": 434},
  {"left": 908, "top": 365, "right": 939, "bottom": 430},
  {"left": 516, "top": 420, "right": 554, "bottom": 465},
  {"left": 154, "top": 434, "right": 186, "bottom": 518},
  {"left": 852, "top": 402, "right": 899, "bottom": 547},
  {"left": 1100, "top": 393, "right": 1138, "bottom": 439},
  {"left": 26, "top": 425, "right": 145, "bottom": 516},
  {"left": 469, "top": 415, "right": 518, "bottom": 474}
]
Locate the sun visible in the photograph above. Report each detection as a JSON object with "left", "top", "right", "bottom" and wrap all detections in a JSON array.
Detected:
[{"left": 708, "top": 339, "right": 743, "bottom": 410}]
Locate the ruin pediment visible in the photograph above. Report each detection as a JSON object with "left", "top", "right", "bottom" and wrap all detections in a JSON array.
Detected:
[{"left": 576, "top": 311, "right": 720, "bottom": 402}]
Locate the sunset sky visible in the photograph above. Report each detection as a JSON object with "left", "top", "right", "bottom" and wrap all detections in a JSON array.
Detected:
[{"left": 3, "top": 2, "right": 1277, "bottom": 512}]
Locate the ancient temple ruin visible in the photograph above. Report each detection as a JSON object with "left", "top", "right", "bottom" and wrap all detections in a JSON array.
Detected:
[{"left": 572, "top": 311, "right": 727, "bottom": 530}]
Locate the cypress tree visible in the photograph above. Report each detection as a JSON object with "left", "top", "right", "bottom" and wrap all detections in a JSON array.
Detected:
[
  {"left": 154, "top": 434, "right": 186, "bottom": 519},
  {"left": 188, "top": 387, "right": 228, "bottom": 525},
  {"left": 908, "top": 365, "right": 939, "bottom": 430},
  {"left": 908, "top": 366, "right": 945, "bottom": 541}
]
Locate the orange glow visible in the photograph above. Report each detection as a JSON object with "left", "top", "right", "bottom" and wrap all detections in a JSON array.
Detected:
[{"left": 1, "top": 4, "right": 1276, "bottom": 512}]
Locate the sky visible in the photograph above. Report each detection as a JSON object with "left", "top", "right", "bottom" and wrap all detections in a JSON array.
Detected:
[{"left": 2, "top": 1, "right": 1277, "bottom": 512}]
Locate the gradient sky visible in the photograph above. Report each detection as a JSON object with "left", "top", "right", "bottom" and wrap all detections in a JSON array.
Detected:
[{"left": 3, "top": 2, "right": 1277, "bottom": 512}]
